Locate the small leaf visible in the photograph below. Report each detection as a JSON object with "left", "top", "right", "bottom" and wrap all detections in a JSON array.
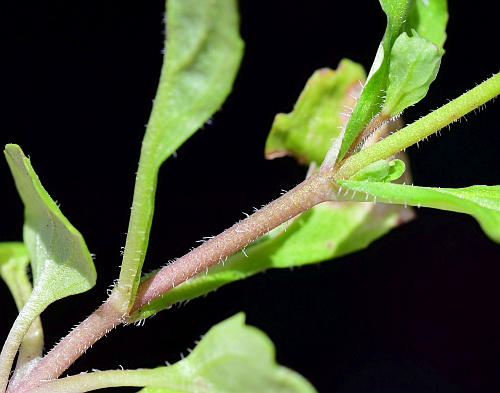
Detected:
[
  {"left": 385, "top": 159, "right": 406, "bottom": 182},
  {"left": 0, "top": 242, "right": 31, "bottom": 311},
  {"left": 338, "top": 0, "right": 413, "bottom": 159},
  {"left": 137, "top": 313, "right": 317, "bottom": 393},
  {"left": 382, "top": 31, "right": 442, "bottom": 117},
  {"left": 265, "top": 59, "right": 365, "bottom": 165},
  {"left": 338, "top": 0, "right": 448, "bottom": 160},
  {"left": 4, "top": 144, "right": 96, "bottom": 304},
  {"left": 338, "top": 180, "right": 500, "bottom": 243},
  {"left": 349, "top": 159, "right": 405, "bottom": 183}
]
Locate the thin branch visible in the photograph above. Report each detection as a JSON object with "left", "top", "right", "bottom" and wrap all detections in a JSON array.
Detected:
[
  {"left": 25, "top": 368, "right": 171, "bottom": 393},
  {"left": 335, "top": 72, "right": 500, "bottom": 180}
]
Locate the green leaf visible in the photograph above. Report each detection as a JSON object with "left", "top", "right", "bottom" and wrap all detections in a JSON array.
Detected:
[
  {"left": 130, "top": 196, "right": 412, "bottom": 321},
  {"left": 1, "top": 145, "right": 94, "bottom": 389},
  {"left": 338, "top": 0, "right": 447, "bottom": 160},
  {"left": 405, "top": 0, "right": 448, "bottom": 49},
  {"left": 349, "top": 159, "right": 405, "bottom": 183},
  {"left": 265, "top": 59, "right": 365, "bottom": 165},
  {"left": 334, "top": 73, "right": 500, "bottom": 182},
  {"left": 144, "top": 0, "right": 244, "bottom": 167},
  {"left": 4, "top": 144, "right": 96, "bottom": 302},
  {"left": 382, "top": 31, "right": 442, "bottom": 117},
  {"left": 116, "top": 0, "right": 244, "bottom": 308},
  {"left": 338, "top": 0, "right": 412, "bottom": 159},
  {"left": 0, "top": 242, "right": 31, "bottom": 311},
  {"left": 137, "top": 313, "right": 316, "bottom": 393},
  {"left": 338, "top": 180, "right": 500, "bottom": 243}
]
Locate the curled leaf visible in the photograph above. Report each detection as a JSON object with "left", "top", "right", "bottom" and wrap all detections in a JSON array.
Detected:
[
  {"left": 265, "top": 59, "right": 365, "bottom": 165},
  {"left": 1, "top": 145, "right": 94, "bottom": 389}
]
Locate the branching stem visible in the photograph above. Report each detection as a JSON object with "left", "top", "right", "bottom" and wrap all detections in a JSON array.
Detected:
[
  {"left": 11, "top": 171, "right": 336, "bottom": 392},
  {"left": 12, "top": 67, "right": 500, "bottom": 393},
  {"left": 335, "top": 72, "right": 500, "bottom": 180}
]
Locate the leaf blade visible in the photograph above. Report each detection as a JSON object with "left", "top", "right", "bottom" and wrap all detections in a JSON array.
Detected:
[
  {"left": 338, "top": 0, "right": 413, "bottom": 159},
  {"left": 338, "top": 180, "right": 500, "bottom": 243},
  {"left": 265, "top": 59, "right": 365, "bottom": 165},
  {"left": 137, "top": 313, "right": 317, "bottom": 393},
  {"left": 4, "top": 144, "right": 96, "bottom": 303},
  {"left": 145, "top": 0, "right": 244, "bottom": 167},
  {"left": 405, "top": 0, "right": 448, "bottom": 49},
  {"left": 382, "top": 31, "right": 442, "bottom": 117},
  {"left": 338, "top": 0, "right": 448, "bottom": 160}
]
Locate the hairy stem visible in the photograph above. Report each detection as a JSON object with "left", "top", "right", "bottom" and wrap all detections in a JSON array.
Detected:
[
  {"left": 26, "top": 369, "right": 171, "bottom": 393},
  {"left": 340, "top": 112, "right": 391, "bottom": 164},
  {"left": 0, "top": 298, "right": 41, "bottom": 393},
  {"left": 114, "top": 147, "right": 159, "bottom": 314},
  {"left": 335, "top": 72, "right": 500, "bottom": 180},
  {"left": 11, "top": 171, "right": 335, "bottom": 391},
  {"left": 12, "top": 71, "right": 499, "bottom": 392},
  {"left": 131, "top": 171, "right": 335, "bottom": 312},
  {"left": 9, "top": 313, "right": 44, "bottom": 389},
  {"left": 10, "top": 293, "right": 124, "bottom": 393}
]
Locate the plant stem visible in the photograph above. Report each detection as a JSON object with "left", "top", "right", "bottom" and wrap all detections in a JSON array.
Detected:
[
  {"left": 130, "top": 171, "right": 335, "bottom": 312},
  {"left": 335, "top": 72, "right": 500, "bottom": 180},
  {"left": 12, "top": 70, "right": 500, "bottom": 392},
  {"left": 10, "top": 293, "right": 124, "bottom": 393},
  {"left": 24, "top": 369, "right": 171, "bottom": 393},
  {"left": 9, "top": 313, "right": 44, "bottom": 389},
  {"left": 113, "top": 146, "right": 159, "bottom": 314},
  {"left": 10, "top": 171, "right": 336, "bottom": 391},
  {"left": 0, "top": 297, "right": 42, "bottom": 393}
]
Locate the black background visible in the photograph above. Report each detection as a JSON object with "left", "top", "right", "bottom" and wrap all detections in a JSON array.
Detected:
[{"left": 1, "top": 1, "right": 500, "bottom": 392}]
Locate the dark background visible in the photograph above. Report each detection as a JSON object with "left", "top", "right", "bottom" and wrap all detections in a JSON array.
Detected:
[{"left": 1, "top": 1, "right": 499, "bottom": 392}]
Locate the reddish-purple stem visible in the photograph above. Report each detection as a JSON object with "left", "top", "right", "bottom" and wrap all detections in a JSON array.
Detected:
[
  {"left": 11, "top": 292, "right": 124, "bottom": 393},
  {"left": 131, "top": 172, "right": 335, "bottom": 312},
  {"left": 12, "top": 172, "right": 335, "bottom": 392}
]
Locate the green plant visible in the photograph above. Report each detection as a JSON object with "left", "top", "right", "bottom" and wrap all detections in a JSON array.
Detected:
[{"left": 1, "top": 0, "right": 499, "bottom": 391}]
